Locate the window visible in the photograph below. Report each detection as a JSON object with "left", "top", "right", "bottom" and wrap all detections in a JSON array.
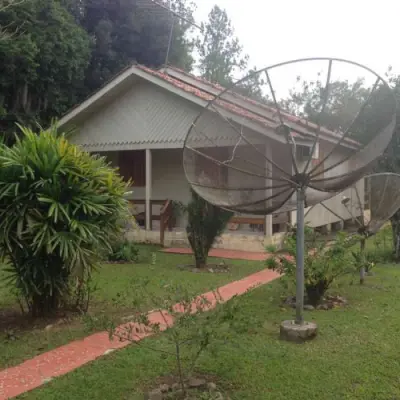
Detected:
[{"left": 118, "top": 150, "right": 146, "bottom": 186}]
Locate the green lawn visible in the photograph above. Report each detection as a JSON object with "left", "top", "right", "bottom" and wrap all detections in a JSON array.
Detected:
[
  {"left": 19, "top": 257, "right": 400, "bottom": 399},
  {"left": 0, "top": 245, "right": 265, "bottom": 370}
]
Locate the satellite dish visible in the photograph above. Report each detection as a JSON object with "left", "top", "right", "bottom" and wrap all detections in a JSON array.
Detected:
[
  {"left": 308, "top": 173, "right": 400, "bottom": 282},
  {"left": 311, "top": 173, "right": 400, "bottom": 237},
  {"left": 183, "top": 58, "right": 397, "bottom": 330}
]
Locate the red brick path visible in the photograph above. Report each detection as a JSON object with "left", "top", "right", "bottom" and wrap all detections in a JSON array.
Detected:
[
  {"left": 163, "top": 248, "right": 268, "bottom": 261},
  {"left": 0, "top": 268, "right": 279, "bottom": 399}
]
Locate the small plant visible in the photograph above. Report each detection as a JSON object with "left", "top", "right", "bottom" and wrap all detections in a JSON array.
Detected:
[
  {"left": 108, "top": 280, "right": 242, "bottom": 398},
  {"left": 266, "top": 226, "right": 356, "bottom": 306},
  {"left": 108, "top": 240, "right": 139, "bottom": 263},
  {"left": 351, "top": 249, "right": 373, "bottom": 284}
]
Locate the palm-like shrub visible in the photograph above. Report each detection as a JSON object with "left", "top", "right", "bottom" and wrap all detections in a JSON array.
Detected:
[{"left": 0, "top": 125, "right": 130, "bottom": 316}]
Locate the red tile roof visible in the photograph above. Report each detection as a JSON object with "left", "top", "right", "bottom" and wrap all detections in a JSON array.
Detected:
[
  {"left": 59, "top": 61, "right": 358, "bottom": 147},
  {"left": 136, "top": 65, "right": 358, "bottom": 146}
]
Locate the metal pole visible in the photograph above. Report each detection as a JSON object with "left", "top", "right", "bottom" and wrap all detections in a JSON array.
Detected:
[{"left": 295, "top": 187, "right": 305, "bottom": 325}]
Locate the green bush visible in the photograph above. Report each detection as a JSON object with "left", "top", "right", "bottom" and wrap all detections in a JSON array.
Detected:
[
  {"left": 0, "top": 125, "right": 129, "bottom": 316},
  {"left": 266, "top": 226, "right": 356, "bottom": 305},
  {"left": 108, "top": 240, "right": 139, "bottom": 263},
  {"left": 183, "top": 189, "right": 232, "bottom": 269}
]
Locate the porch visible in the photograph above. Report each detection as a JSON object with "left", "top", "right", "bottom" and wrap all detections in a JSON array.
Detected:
[
  {"left": 105, "top": 147, "right": 362, "bottom": 251},
  {"left": 127, "top": 198, "right": 290, "bottom": 248},
  {"left": 103, "top": 147, "right": 289, "bottom": 245}
]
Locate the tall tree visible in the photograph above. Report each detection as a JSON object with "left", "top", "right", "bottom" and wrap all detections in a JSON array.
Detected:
[
  {"left": 196, "top": 5, "right": 248, "bottom": 86},
  {"left": 282, "top": 69, "right": 400, "bottom": 255},
  {"left": 0, "top": 0, "right": 91, "bottom": 134},
  {"left": 0, "top": 0, "right": 196, "bottom": 136},
  {"left": 280, "top": 75, "right": 395, "bottom": 145},
  {"left": 80, "top": 0, "right": 196, "bottom": 91},
  {"left": 0, "top": 0, "right": 23, "bottom": 41}
]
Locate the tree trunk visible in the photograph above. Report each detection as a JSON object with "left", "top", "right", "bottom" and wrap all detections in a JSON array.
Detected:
[{"left": 187, "top": 231, "right": 208, "bottom": 269}]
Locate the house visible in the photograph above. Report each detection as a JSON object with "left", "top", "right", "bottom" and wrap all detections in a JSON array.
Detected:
[{"left": 57, "top": 64, "right": 364, "bottom": 252}]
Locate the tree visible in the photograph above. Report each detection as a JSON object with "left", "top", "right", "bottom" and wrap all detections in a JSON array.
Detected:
[
  {"left": 282, "top": 68, "right": 400, "bottom": 256},
  {"left": 185, "top": 189, "right": 232, "bottom": 269},
  {"left": 0, "top": 0, "right": 91, "bottom": 135},
  {"left": 0, "top": 0, "right": 23, "bottom": 41},
  {"left": 0, "top": 125, "right": 129, "bottom": 316},
  {"left": 197, "top": 5, "right": 248, "bottom": 86},
  {"left": 280, "top": 73, "right": 396, "bottom": 145},
  {"left": 80, "top": 0, "right": 196, "bottom": 92},
  {"left": 0, "top": 0, "right": 196, "bottom": 138},
  {"left": 375, "top": 74, "right": 400, "bottom": 256}
]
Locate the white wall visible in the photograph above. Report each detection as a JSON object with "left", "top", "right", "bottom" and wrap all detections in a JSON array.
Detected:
[{"left": 291, "top": 146, "right": 364, "bottom": 228}]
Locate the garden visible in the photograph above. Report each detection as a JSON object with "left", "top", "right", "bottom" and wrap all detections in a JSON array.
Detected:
[
  {"left": 0, "top": 127, "right": 400, "bottom": 400},
  {"left": 15, "top": 227, "right": 400, "bottom": 400}
]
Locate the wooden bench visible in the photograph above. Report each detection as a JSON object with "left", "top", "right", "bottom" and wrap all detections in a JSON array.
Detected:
[{"left": 229, "top": 214, "right": 290, "bottom": 234}]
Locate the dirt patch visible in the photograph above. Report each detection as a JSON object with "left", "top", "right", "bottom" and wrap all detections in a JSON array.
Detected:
[
  {"left": 177, "top": 264, "right": 230, "bottom": 274},
  {"left": 145, "top": 374, "right": 229, "bottom": 399},
  {"left": 283, "top": 294, "right": 348, "bottom": 311},
  {"left": 0, "top": 307, "right": 78, "bottom": 335}
]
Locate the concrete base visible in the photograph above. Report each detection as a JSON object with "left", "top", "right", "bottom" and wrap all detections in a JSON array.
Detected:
[
  {"left": 126, "top": 228, "right": 286, "bottom": 253},
  {"left": 280, "top": 320, "right": 318, "bottom": 343}
]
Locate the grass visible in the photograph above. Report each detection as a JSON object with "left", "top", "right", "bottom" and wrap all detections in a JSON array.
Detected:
[
  {"left": 18, "top": 261, "right": 400, "bottom": 400},
  {"left": 0, "top": 245, "right": 266, "bottom": 370}
]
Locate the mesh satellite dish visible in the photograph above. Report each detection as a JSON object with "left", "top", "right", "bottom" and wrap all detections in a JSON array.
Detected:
[
  {"left": 308, "top": 173, "right": 400, "bottom": 281},
  {"left": 183, "top": 58, "right": 396, "bottom": 327}
]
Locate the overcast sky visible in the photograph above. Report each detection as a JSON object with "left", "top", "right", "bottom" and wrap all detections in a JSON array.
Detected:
[{"left": 193, "top": 0, "right": 399, "bottom": 78}]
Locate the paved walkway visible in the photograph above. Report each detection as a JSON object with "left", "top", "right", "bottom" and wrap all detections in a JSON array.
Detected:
[
  {"left": 163, "top": 248, "right": 268, "bottom": 261},
  {"left": 0, "top": 268, "right": 280, "bottom": 400}
]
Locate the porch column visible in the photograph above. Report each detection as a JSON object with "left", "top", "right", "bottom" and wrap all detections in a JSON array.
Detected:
[
  {"left": 265, "top": 144, "right": 273, "bottom": 237},
  {"left": 145, "top": 149, "right": 152, "bottom": 231}
]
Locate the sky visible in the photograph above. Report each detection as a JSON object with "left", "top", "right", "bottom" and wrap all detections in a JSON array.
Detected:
[{"left": 193, "top": 0, "right": 400, "bottom": 79}]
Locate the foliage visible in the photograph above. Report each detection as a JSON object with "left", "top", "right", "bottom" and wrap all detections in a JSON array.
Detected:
[
  {"left": 0, "top": 0, "right": 23, "bottom": 42},
  {"left": 183, "top": 189, "right": 233, "bottom": 269},
  {"left": 282, "top": 68, "right": 400, "bottom": 258},
  {"left": 0, "top": 125, "right": 129, "bottom": 316},
  {"left": 196, "top": 5, "right": 248, "bottom": 86},
  {"left": 368, "top": 226, "right": 394, "bottom": 263},
  {"left": 107, "top": 240, "right": 139, "bottom": 263},
  {"left": 25, "top": 266, "right": 400, "bottom": 400},
  {"left": 109, "top": 280, "right": 243, "bottom": 396},
  {"left": 0, "top": 0, "right": 196, "bottom": 137},
  {"left": 351, "top": 248, "right": 373, "bottom": 284},
  {"left": 280, "top": 73, "right": 396, "bottom": 145},
  {"left": 74, "top": 0, "right": 196, "bottom": 92},
  {"left": 266, "top": 226, "right": 356, "bottom": 305},
  {"left": 0, "top": 0, "right": 91, "bottom": 135},
  {"left": 0, "top": 247, "right": 266, "bottom": 369}
]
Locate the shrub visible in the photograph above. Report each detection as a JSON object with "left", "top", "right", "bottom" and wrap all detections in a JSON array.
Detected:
[
  {"left": 108, "top": 280, "right": 244, "bottom": 396},
  {"left": 108, "top": 240, "right": 139, "bottom": 263},
  {"left": 183, "top": 189, "right": 232, "bottom": 269},
  {"left": 0, "top": 125, "right": 130, "bottom": 316},
  {"left": 266, "top": 226, "right": 355, "bottom": 306}
]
